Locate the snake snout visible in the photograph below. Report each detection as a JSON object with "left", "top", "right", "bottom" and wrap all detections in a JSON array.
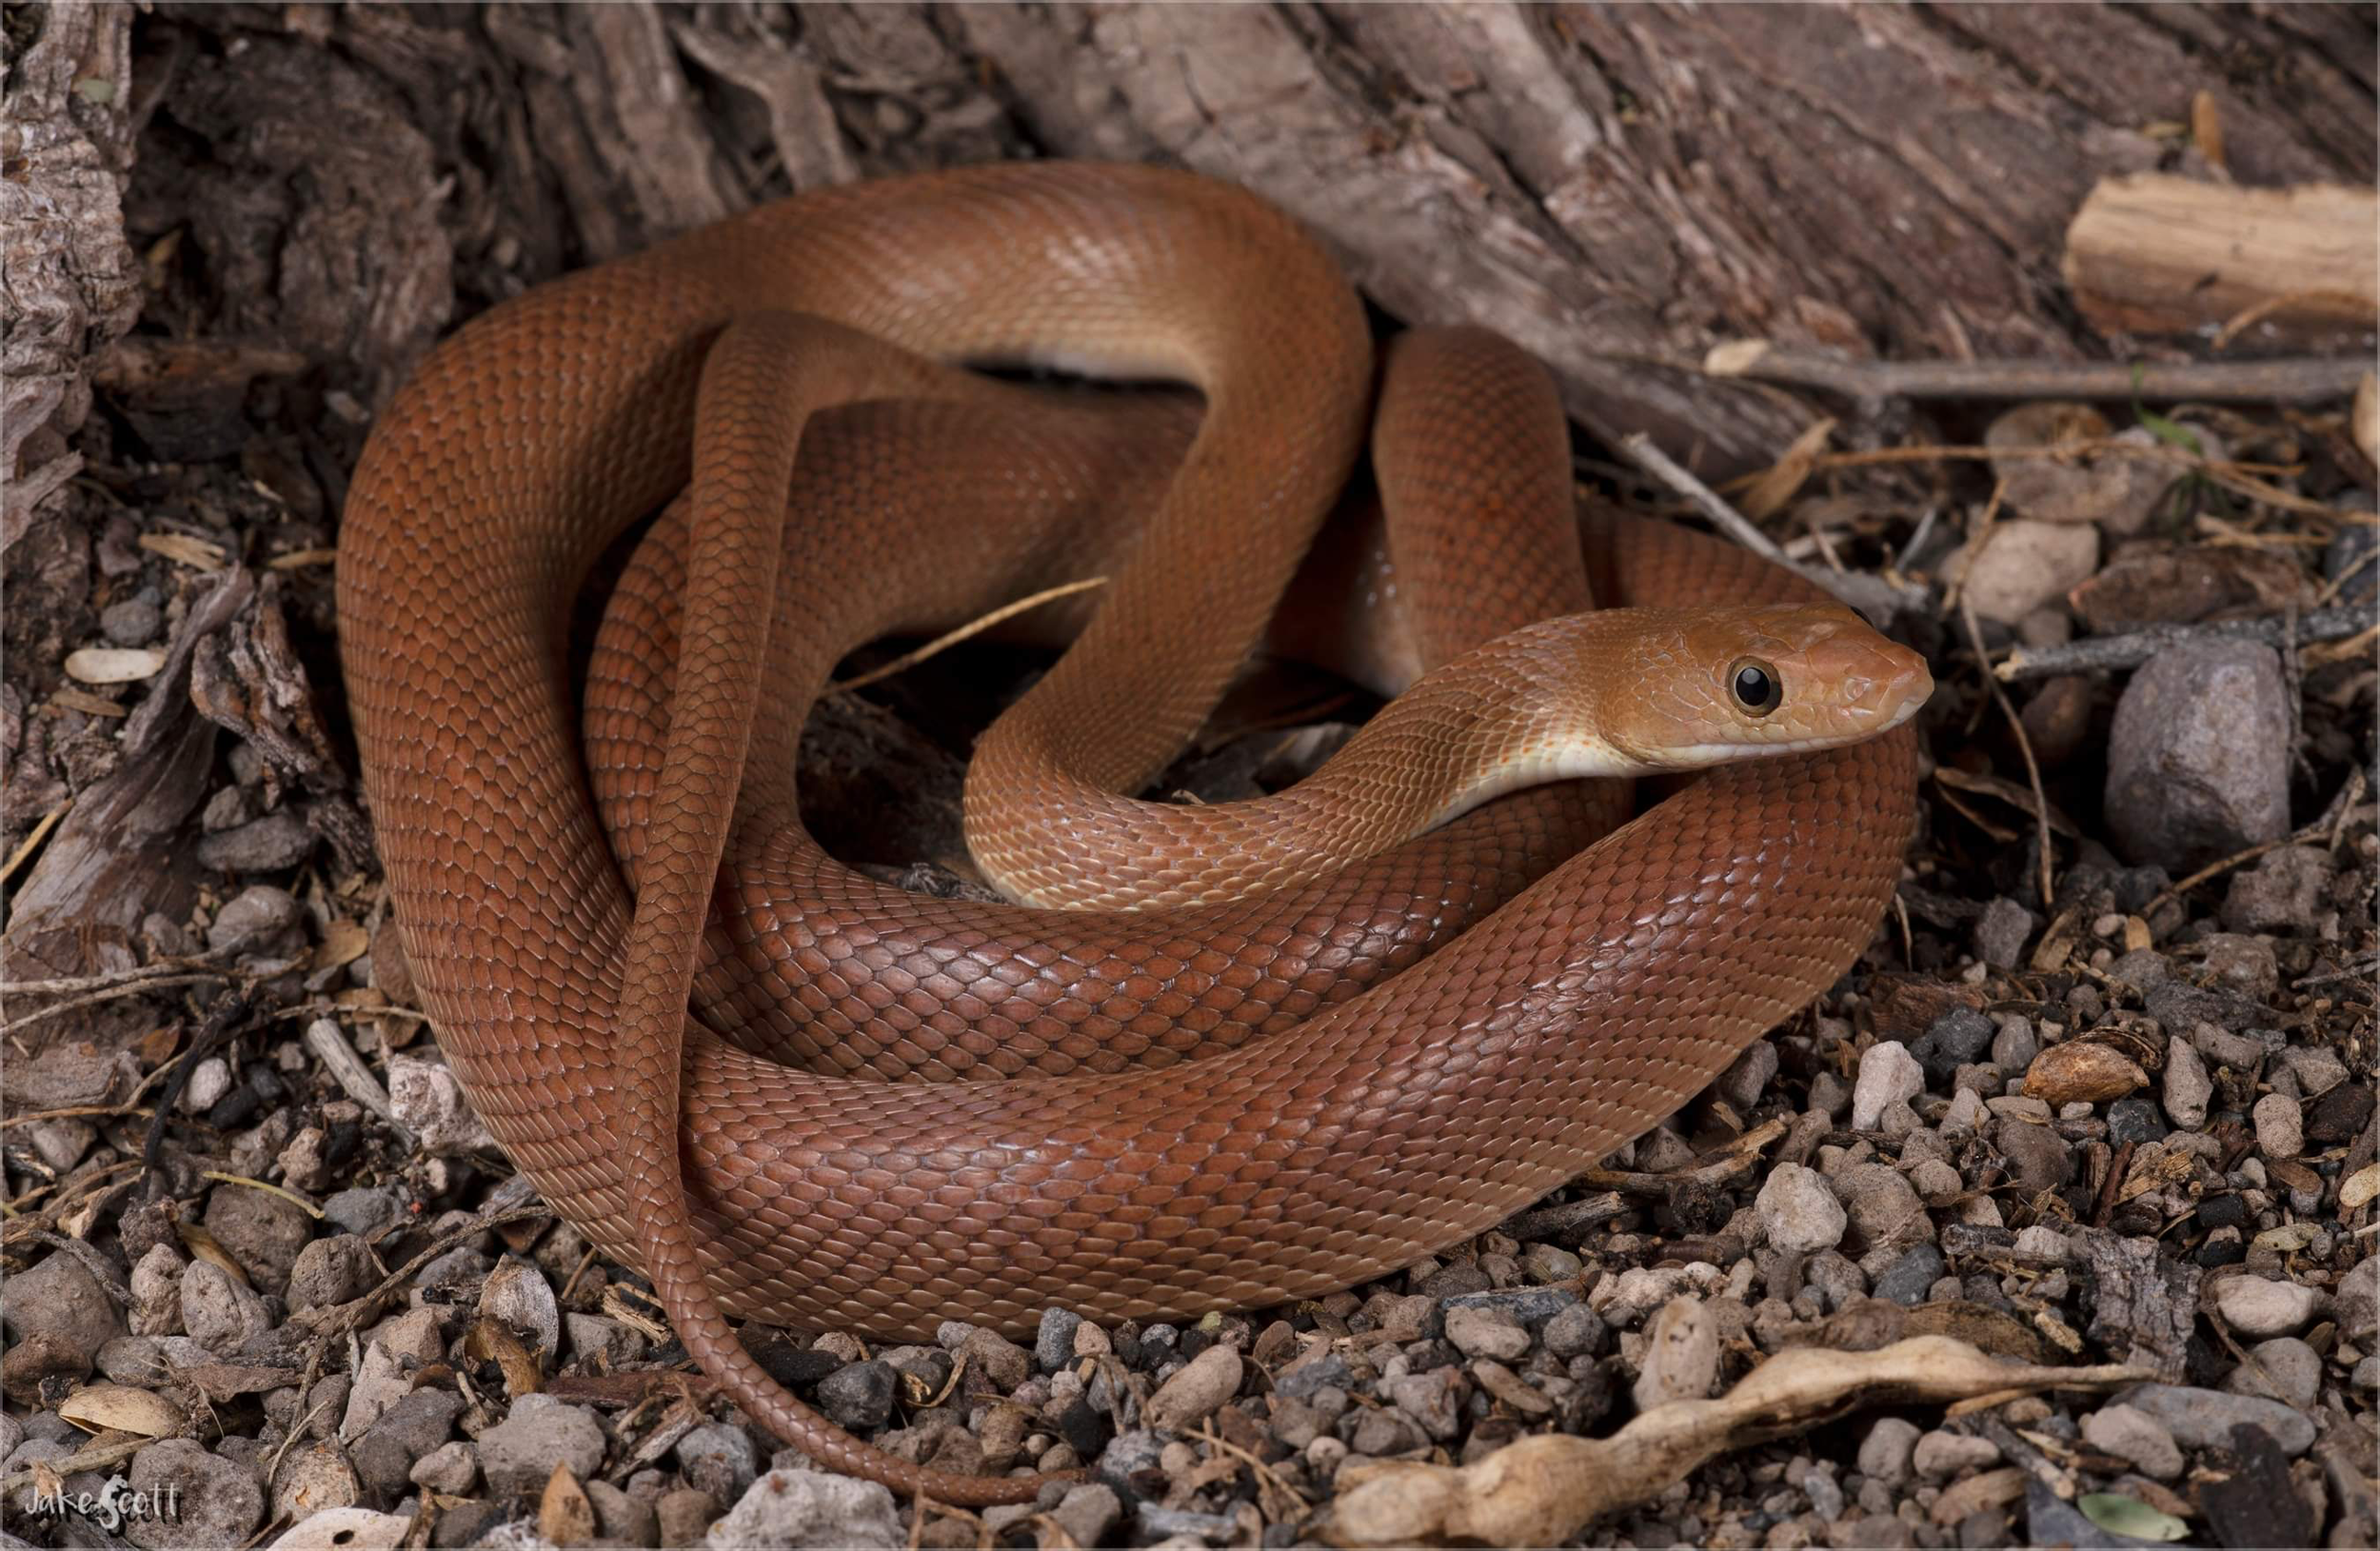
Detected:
[{"left": 1800, "top": 626, "right": 1934, "bottom": 729}]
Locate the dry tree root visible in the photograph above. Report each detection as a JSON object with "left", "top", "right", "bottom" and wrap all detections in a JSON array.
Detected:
[{"left": 1319, "top": 1336, "right": 2145, "bottom": 1549}]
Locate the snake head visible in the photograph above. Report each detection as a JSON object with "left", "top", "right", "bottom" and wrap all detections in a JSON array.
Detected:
[{"left": 1601, "top": 602, "right": 1933, "bottom": 769}]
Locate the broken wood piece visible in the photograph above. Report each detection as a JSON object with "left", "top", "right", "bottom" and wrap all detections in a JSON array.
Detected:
[
  {"left": 1704, "top": 342, "right": 2369, "bottom": 406},
  {"left": 2062, "top": 174, "right": 2378, "bottom": 349},
  {"left": 1320, "top": 1336, "right": 2144, "bottom": 1548}
]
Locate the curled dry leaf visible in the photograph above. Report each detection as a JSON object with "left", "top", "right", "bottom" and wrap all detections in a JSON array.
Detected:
[
  {"left": 464, "top": 1316, "right": 544, "bottom": 1399},
  {"left": 2023, "top": 1041, "right": 2150, "bottom": 1105},
  {"left": 1320, "top": 1336, "right": 2144, "bottom": 1548},
  {"left": 58, "top": 1383, "right": 183, "bottom": 1439}
]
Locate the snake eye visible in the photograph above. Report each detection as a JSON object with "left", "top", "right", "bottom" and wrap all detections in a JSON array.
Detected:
[{"left": 1729, "top": 657, "right": 1782, "bottom": 717}]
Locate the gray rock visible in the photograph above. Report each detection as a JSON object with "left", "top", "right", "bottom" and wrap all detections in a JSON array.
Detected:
[
  {"left": 704, "top": 1469, "right": 901, "bottom": 1549},
  {"left": 2104, "top": 643, "right": 2290, "bottom": 870},
  {"left": 2339, "top": 1256, "right": 2378, "bottom": 1343},
  {"left": 2162, "top": 1036, "right": 2212, "bottom": 1129},
  {"left": 1051, "top": 1482, "right": 1121, "bottom": 1546},
  {"left": 657, "top": 1487, "right": 716, "bottom": 1547},
  {"left": 195, "top": 810, "right": 314, "bottom": 874},
  {"left": 2117, "top": 1383, "right": 2314, "bottom": 1456},
  {"left": 1954, "top": 520, "right": 2098, "bottom": 625},
  {"left": 181, "top": 1259, "right": 272, "bottom": 1355},
  {"left": 409, "top": 1440, "right": 477, "bottom": 1496},
  {"left": 2223, "top": 1336, "right": 2320, "bottom": 1410},
  {"left": 675, "top": 1422, "right": 758, "bottom": 1504},
  {"left": 1912, "top": 1008, "right": 1994, "bottom": 1084},
  {"left": 1996, "top": 1115, "right": 2073, "bottom": 1194},
  {"left": 1517, "top": 1243, "right": 1582, "bottom": 1283},
  {"left": 2251, "top": 1093, "right": 2304, "bottom": 1159},
  {"left": 288, "top": 1235, "right": 376, "bottom": 1314},
  {"left": 2220, "top": 845, "right": 2335, "bottom": 934},
  {"left": 384, "top": 1057, "right": 494, "bottom": 1156},
  {"left": 2, "top": 1249, "right": 127, "bottom": 1353},
  {"left": 1387, "top": 1369, "right": 1464, "bottom": 1441},
  {"left": 1442, "top": 1304, "right": 1530, "bottom": 1362},
  {"left": 2081, "top": 1402, "right": 2182, "bottom": 1480},
  {"left": 2212, "top": 1275, "right": 2324, "bottom": 1338},
  {"left": 958, "top": 1327, "right": 1032, "bottom": 1392},
  {"left": 1835, "top": 1163, "right": 1932, "bottom": 1262},
  {"left": 563, "top": 1313, "right": 646, "bottom": 1369},
  {"left": 1973, "top": 899, "right": 2037, "bottom": 970},
  {"left": 126, "top": 1438, "right": 265, "bottom": 1550},
  {"left": 1874, "top": 1244, "right": 1948, "bottom": 1306},
  {"left": 1541, "top": 1303, "right": 1607, "bottom": 1361},
  {"left": 323, "top": 1187, "right": 407, "bottom": 1239},
  {"left": 205, "top": 884, "right": 303, "bottom": 956},
  {"left": 1913, "top": 1428, "right": 2000, "bottom": 1480},
  {"left": 1851, "top": 1042, "right": 1924, "bottom": 1130},
  {"left": 1990, "top": 1016, "right": 2040, "bottom": 1074},
  {"left": 476, "top": 1394, "right": 605, "bottom": 1498},
  {"left": 818, "top": 1362, "right": 895, "bottom": 1429},
  {"left": 352, "top": 1387, "right": 466, "bottom": 1500},
  {"left": 1034, "top": 1308, "right": 1082, "bottom": 1373},
  {"left": 1438, "top": 1287, "right": 1579, "bottom": 1331},
  {"left": 1755, "top": 1163, "right": 1847, "bottom": 1255},
  {"left": 1714, "top": 1041, "right": 1778, "bottom": 1113},
  {"left": 1857, "top": 1417, "right": 1920, "bottom": 1488},
  {"left": 101, "top": 597, "right": 161, "bottom": 646},
  {"left": 1144, "top": 1345, "right": 1241, "bottom": 1431},
  {"left": 2023, "top": 1477, "right": 2176, "bottom": 1550}
]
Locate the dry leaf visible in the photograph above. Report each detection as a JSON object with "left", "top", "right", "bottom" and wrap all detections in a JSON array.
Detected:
[
  {"left": 1738, "top": 417, "right": 1835, "bottom": 521},
  {"left": 174, "top": 1220, "right": 252, "bottom": 1286},
  {"left": 59, "top": 1383, "right": 183, "bottom": 1439},
  {"left": 539, "top": 1462, "right": 597, "bottom": 1548},
  {"left": 313, "top": 919, "right": 369, "bottom": 973},
  {"left": 2340, "top": 1162, "right": 2380, "bottom": 1212},
  {"left": 465, "top": 1317, "right": 543, "bottom": 1399}
]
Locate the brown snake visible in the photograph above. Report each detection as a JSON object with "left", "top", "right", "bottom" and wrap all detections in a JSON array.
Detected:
[{"left": 337, "top": 162, "right": 1926, "bottom": 1504}]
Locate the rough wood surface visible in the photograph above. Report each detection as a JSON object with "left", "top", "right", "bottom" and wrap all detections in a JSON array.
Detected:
[
  {"left": 84, "top": 2, "right": 2380, "bottom": 476},
  {"left": 2063, "top": 173, "right": 2379, "bottom": 350},
  {"left": 1, "top": 0, "right": 140, "bottom": 551}
]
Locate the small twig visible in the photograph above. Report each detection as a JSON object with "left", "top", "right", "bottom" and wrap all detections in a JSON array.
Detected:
[
  {"left": 1994, "top": 605, "right": 2375, "bottom": 683},
  {"left": 1704, "top": 344, "right": 2369, "bottom": 406},
  {"left": 1958, "top": 595, "right": 2056, "bottom": 909},
  {"left": 296, "top": 1204, "right": 549, "bottom": 1339},
  {"left": 827, "top": 577, "right": 1108, "bottom": 694},
  {"left": 1617, "top": 433, "right": 1794, "bottom": 567},
  {"left": 0, "top": 797, "right": 70, "bottom": 886},
  {"left": 0, "top": 971, "right": 233, "bottom": 1036},
  {"left": 0, "top": 1435, "right": 148, "bottom": 1494},
  {"left": 201, "top": 1170, "right": 325, "bottom": 1219}
]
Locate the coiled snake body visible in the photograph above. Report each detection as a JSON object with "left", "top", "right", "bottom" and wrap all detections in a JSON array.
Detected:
[{"left": 339, "top": 163, "right": 1925, "bottom": 1503}]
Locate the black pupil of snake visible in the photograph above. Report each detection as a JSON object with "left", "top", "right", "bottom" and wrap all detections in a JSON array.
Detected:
[{"left": 1735, "top": 664, "right": 1775, "bottom": 711}]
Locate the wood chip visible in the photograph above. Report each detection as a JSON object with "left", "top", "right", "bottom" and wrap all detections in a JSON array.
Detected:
[
  {"left": 138, "top": 531, "right": 228, "bottom": 569},
  {"left": 64, "top": 646, "right": 166, "bottom": 684},
  {"left": 46, "top": 687, "right": 128, "bottom": 718}
]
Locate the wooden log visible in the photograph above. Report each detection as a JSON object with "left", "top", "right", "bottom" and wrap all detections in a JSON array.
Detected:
[{"left": 2062, "top": 172, "right": 2379, "bottom": 350}]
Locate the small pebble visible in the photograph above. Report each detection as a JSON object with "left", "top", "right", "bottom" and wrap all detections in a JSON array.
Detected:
[
  {"left": 1851, "top": 1042, "right": 1924, "bottom": 1130},
  {"left": 1912, "top": 1428, "right": 2001, "bottom": 1480},
  {"left": 2080, "top": 1403, "right": 2182, "bottom": 1481},
  {"left": 2251, "top": 1093, "right": 2304, "bottom": 1159}
]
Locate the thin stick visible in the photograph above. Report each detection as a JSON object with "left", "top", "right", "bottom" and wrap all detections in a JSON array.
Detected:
[
  {"left": 0, "top": 798, "right": 70, "bottom": 886},
  {"left": 0, "top": 971, "right": 232, "bottom": 1035},
  {"left": 1617, "top": 433, "right": 1794, "bottom": 567},
  {"left": 827, "top": 577, "right": 1108, "bottom": 694},
  {"left": 1959, "top": 596, "right": 2056, "bottom": 909},
  {"left": 1993, "top": 605, "right": 2374, "bottom": 682},
  {"left": 1705, "top": 345, "right": 2368, "bottom": 405}
]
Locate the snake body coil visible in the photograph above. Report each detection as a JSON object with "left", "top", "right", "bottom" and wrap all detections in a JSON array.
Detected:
[{"left": 339, "top": 163, "right": 1922, "bottom": 1503}]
